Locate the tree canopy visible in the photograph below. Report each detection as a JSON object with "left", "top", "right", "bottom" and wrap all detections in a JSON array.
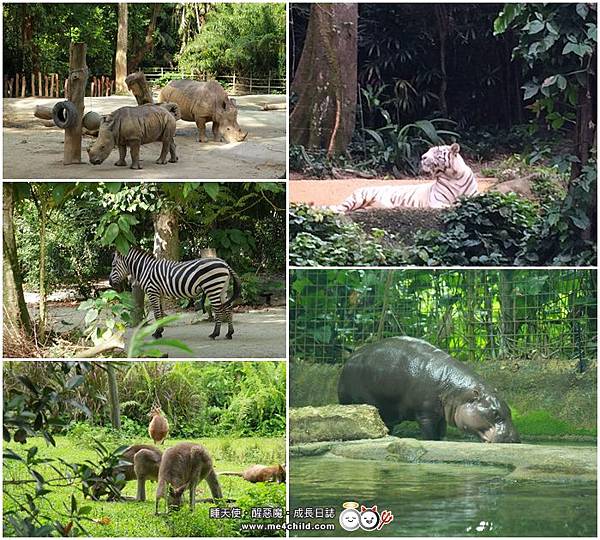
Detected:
[{"left": 3, "top": 3, "right": 286, "bottom": 78}]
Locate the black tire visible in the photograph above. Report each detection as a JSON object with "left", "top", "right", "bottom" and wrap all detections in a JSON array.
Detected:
[{"left": 52, "top": 100, "right": 79, "bottom": 129}]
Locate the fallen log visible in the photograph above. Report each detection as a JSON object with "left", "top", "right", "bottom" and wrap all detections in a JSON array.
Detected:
[{"left": 261, "top": 102, "right": 286, "bottom": 111}]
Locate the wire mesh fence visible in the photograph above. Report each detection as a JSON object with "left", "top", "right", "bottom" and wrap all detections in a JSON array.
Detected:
[{"left": 290, "top": 269, "right": 597, "bottom": 366}]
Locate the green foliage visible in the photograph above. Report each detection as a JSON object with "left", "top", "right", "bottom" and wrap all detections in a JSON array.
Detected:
[
  {"left": 289, "top": 204, "right": 405, "bottom": 266},
  {"left": 517, "top": 158, "right": 597, "bottom": 265},
  {"left": 410, "top": 193, "right": 538, "bottom": 266},
  {"left": 290, "top": 269, "right": 597, "bottom": 365},
  {"left": 15, "top": 198, "right": 104, "bottom": 294},
  {"left": 512, "top": 410, "right": 597, "bottom": 437},
  {"left": 78, "top": 291, "right": 134, "bottom": 346},
  {"left": 126, "top": 315, "right": 193, "bottom": 358},
  {"left": 178, "top": 3, "right": 286, "bottom": 79},
  {"left": 362, "top": 115, "right": 459, "bottom": 175}
]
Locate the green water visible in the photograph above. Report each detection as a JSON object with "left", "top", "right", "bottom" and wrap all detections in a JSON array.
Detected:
[{"left": 290, "top": 456, "right": 596, "bottom": 537}]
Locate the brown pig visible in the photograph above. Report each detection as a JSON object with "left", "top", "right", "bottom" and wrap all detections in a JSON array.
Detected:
[
  {"left": 159, "top": 79, "right": 247, "bottom": 143},
  {"left": 87, "top": 104, "right": 177, "bottom": 169}
]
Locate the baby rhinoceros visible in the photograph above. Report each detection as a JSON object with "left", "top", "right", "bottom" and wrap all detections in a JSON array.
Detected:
[
  {"left": 159, "top": 79, "right": 247, "bottom": 143},
  {"left": 87, "top": 104, "right": 177, "bottom": 169}
]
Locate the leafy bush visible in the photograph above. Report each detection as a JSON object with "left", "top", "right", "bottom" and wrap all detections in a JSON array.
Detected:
[
  {"left": 78, "top": 290, "right": 135, "bottom": 346},
  {"left": 178, "top": 3, "right": 286, "bottom": 79},
  {"left": 410, "top": 192, "right": 538, "bottom": 265},
  {"left": 517, "top": 159, "right": 597, "bottom": 266},
  {"left": 289, "top": 204, "right": 406, "bottom": 266},
  {"left": 362, "top": 116, "right": 459, "bottom": 174},
  {"left": 15, "top": 199, "right": 105, "bottom": 294}
]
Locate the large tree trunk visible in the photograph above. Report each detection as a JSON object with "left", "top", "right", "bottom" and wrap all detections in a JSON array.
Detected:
[
  {"left": 290, "top": 3, "right": 358, "bottom": 157},
  {"left": 153, "top": 209, "right": 179, "bottom": 260},
  {"left": 38, "top": 197, "right": 48, "bottom": 341},
  {"left": 127, "top": 4, "right": 162, "bottom": 73},
  {"left": 570, "top": 72, "right": 596, "bottom": 243},
  {"left": 106, "top": 364, "right": 121, "bottom": 429},
  {"left": 3, "top": 184, "right": 32, "bottom": 335},
  {"left": 115, "top": 3, "right": 128, "bottom": 94},
  {"left": 434, "top": 5, "right": 449, "bottom": 117}
]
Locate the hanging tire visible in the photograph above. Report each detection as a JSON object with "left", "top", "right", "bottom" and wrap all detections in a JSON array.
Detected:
[{"left": 52, "top": 100, "right": 79, "bottom": 129}]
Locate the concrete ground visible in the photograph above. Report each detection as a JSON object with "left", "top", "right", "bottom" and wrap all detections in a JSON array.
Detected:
[
  {"left": 42, "top": 302, "right": 286, "bottom": 359},
  {"left": 3, "top": 93, "right": 286, "bottom": 179}
]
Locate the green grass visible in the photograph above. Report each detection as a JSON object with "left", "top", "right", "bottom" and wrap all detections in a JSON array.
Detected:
[
  {"left": 513, "top": 409, "right": 597, "bottom": 438},
  {"left": 4, "top": 435, "right": 285, "bottom": 537}
]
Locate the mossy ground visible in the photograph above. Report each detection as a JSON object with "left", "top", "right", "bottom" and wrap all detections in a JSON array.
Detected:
[{"left": 3, "top": 435, "right": 285, "bottom": 537}]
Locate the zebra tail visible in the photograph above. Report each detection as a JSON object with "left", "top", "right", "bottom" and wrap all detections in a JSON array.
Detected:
[{"left": 222, "top": 268, "right": 242, "bottom": 308}]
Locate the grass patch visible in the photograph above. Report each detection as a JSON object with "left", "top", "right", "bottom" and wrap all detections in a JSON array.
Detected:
[
  {"left": 513, "top": 409, "right": 596, "bottom": 438},
  {"left": 4, "top": 435, "right": 285, "bottom": 537}
]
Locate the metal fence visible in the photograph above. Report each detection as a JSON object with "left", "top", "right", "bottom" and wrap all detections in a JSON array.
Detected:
[
  {"left": 144, "top": 67, "right": 285, "bottom": 95},
  {"left": 290, "top": 269, "right": 597, "bottom": 366}
]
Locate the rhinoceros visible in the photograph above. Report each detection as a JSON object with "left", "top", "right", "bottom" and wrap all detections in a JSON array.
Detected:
[
  {"left": 159, "top": 79, "right": 247, "bottom": 143},
  {"left": 87, "top": 104, "right": 177, "bottom": 169}
]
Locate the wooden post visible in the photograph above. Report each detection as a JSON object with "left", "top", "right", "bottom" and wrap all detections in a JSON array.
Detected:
[
  {"left": 50, "top": 74, "right": 54, "bottom": 97},
  {"left": 31, "top": 73, "right": 35, "bottom": 97},
  {"left": 21, "top": 74, "right": 26, "bottom": 97},
  {"left": 38, "top": 72, "right": 42, "bottom": 96},
  {"left": 44, "top": 75, "right": 49, "bottom": 97},
  {"left": 63, "top": 42, "right": 88, "bottom": 165},
  {"left": 232, "top": 72, "right": 236, "bottom": 95},
  {"left": 55, "top": 74, "right": 59, "bottom": 97},
  {"left": 249, "top": 75, "right": 253, "bottom": 94},
  {"left": 8, "top": 77, "right": 14, "bottom": 97},
  {"left": 267, "top": 71, "right": 271, "bottom": 94},
  {"left": 125, "top": 71, "right": 154, "bottom": 105}
]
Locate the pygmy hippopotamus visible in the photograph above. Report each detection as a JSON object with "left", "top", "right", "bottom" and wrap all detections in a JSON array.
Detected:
[{"left": 338, "top": 336, "right": 520, "bottom": 443}]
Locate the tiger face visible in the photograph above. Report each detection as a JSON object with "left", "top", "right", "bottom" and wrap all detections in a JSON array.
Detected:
[{"left": 420, "top": 143, "right": 461, "bottom": 175}]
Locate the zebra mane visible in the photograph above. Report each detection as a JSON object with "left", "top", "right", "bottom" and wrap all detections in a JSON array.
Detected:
[{"left": 125, "top": 246, "right": 156, "bottom": 260}]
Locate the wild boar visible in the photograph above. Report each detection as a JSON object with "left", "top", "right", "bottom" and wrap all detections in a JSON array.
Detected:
[
  {"left": 87, "top": 104, "right": 177, "bottom": 169},
  {"left": 159, "top": 79, "right": 247, "bottom": 143}
]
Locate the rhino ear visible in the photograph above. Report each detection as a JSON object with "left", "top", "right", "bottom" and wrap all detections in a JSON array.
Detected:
[
  {"left": 101, "top": 114, "right": 114, "bottom": 127},
  {"left": 228, "top": 98, "right": 238, "bottom": 108}
]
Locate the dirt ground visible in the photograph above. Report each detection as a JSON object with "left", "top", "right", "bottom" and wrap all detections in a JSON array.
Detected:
[
  {"left": 290, "top": 176, "right": 497, "bottom": 206},
  {"left": 41, "top": 302, "right": 286, "bottom": 359},
  {"left": 3, "top": 94, "right": 286, "bottom": 179}
]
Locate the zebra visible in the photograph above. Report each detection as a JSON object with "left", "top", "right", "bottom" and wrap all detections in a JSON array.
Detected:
[{"left": 108, "top": 247, "right": 241, "bottom": 340}]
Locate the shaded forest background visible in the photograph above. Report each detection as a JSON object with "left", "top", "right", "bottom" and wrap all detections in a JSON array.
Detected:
[{"left": 4, "top": 3, "right": 286, "bottom": 79}]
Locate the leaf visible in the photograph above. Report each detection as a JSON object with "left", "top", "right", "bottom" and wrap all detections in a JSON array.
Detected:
[
  {"left": 576, "top": 3, "right": 589, "bottom": 19},
  {"left": 363, "top": 128, "right": 385, "bottom": 147},
  {"left": 522, "top": 82, "right": 539, "bottom": 100},
  {"left": 102, "top": 223, "right": 119, "bottom": 245},
  {"left": 105, "top": 183, "right": 123, "bottom": 194},
  {"left": 556, "top": 74, "right": 567, "bottom": 90},
  {"left": 527, "top": 20, "right": 545, "bottom": 34},
  {"left": 570, "top": 213, "right": 590, "bottom": 229},
  {"left": 66, "top": 375, "right": 85, "bottom": 390},
  {"left": 203, "top": 183, "right": 220, "bottom": 201},
  {"left": 84, "top": 309, "right": 99, "bottom": 326},
  {"left": 114, "top": 235, "right": 130, "bottom": 255},
  {"left": 148, "top": 338, "right": 194, "bottom": 353}
]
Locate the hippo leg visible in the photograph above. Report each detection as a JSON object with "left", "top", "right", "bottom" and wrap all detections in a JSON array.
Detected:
[
  {"left": 212, "top": 121, "right": 221, "bottom": 142},
  {"left": 416, "top": 412, "right": 445, "bottom": 440},
  {"left": 169, "top": 141, "right": 178, "bottom": 163},
  {"left": 115, "top": 145, "right": 127, "bottom": 167},
  {"left": 195, "top": 119, "right": 208, "bottom": 143},
  {"left": 156, "top": 140, "right": 170, "bottom": 165},
  {"left": 129, "top": 141, "right": 143, "bottom": 169}
]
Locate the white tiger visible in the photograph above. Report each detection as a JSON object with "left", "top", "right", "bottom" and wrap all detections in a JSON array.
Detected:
[{"left": 330, "top": 143, "right": 478, "bottom": 213}]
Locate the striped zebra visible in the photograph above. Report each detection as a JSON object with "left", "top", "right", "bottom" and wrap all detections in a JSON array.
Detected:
[{"left": 109, "top": 247, "right": 241, "bottom": 340}]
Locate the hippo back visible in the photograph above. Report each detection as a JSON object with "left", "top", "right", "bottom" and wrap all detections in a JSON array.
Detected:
[{"left": 338, "top": 336, "right": 485, "bottom": 406}]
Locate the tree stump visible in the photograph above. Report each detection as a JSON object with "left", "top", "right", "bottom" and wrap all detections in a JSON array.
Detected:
[
  {"left": 64, "top": 42, "right": 88, "bottom": 165},
  {"left": 125, "top": 71, "right": 154, "bottom": 105}
]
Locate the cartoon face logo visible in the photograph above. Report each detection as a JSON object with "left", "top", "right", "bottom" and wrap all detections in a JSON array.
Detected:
[
  {"left": 339, "top": 508, "right": 361, "bottom": 531},
  {"left": 359, "top": 505, "right": 380, "bottom": 531}
]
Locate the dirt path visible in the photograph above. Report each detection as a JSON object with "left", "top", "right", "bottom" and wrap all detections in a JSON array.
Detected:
[
  {"left": 43, "top": 303, "right": 286, "bottom": 359},
  {"left": 3, "top": 94, "right": 286, "bottom": 179},
  {"left": 290, "top": 177, "right": 498, "bottom": 206}
]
